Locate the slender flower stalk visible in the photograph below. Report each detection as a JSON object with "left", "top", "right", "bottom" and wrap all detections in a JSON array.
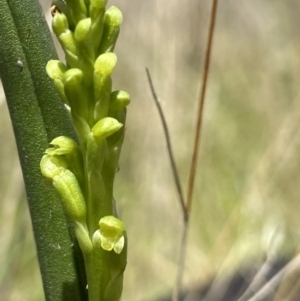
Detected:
[{"left": 41, "top": 1, "right": 130, "bottom": 300}]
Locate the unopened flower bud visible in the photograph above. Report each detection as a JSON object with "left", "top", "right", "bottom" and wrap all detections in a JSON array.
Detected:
[
  {"left": 47, "top": 136, "right": 78, "bottom": 156},
  {"left": 59, "top": 31, "right": 78, "bottom": 57},
  {"left": 52, "top": 12, "right": 69, "bottom": 37},
  {"left": 92, "top": 117, "right": 123, "bottom": 141},
  {"left": 98, "top": 6, "right": 123, "bottom": 53},
  {"left": 75, "top": 18, "right": 92, "bottom": 42},
  {"left": 62, "top": 68, "right": 83, "bottom": 87},
  {"left": 62, "top": 68, "right": 83, "bottom": 105},
  {"left": 45, "top": 60, "right": 68, "bottom": 104},
  {"left": 94, "top": 52, "right": 117, "bottom": 76},
  {"left": 62, "top": 69, "right": 90, "bottom": 121},
  {"left": 109, "top": 90, "right": 130, "bottom": 112},
  {"left": 89, "top": 0, "right": 107, "bottom": 51},
  {"left": 93, "top": 53, "right": 117, "bottom": 119},
  {"left": 90, "top": 0, "right": 107, "bottom": 9},
  {"left": 104, "top": 6, "right": 123, "bottom": 27},
  {"left": 69, "top": 0, "right": 88, "bottom": 23},
  {"left": 46, "top": 60, "right": 67, "bottom": 80}
]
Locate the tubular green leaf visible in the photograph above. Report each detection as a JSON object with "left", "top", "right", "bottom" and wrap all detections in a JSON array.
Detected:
[
  {"left": 0, "top": 1, "right": 87, "bottom": 300},
  {"left": 5, "top": 0, "right": 77, "bottom": 142}
]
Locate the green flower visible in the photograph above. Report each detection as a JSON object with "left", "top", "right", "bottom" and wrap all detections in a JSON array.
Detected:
[
  {"left": 93, "top": 215, "right": 125, "bottom": 254},
  {"left": 42, "top": 0, "right": 129, "bottom": 299}
]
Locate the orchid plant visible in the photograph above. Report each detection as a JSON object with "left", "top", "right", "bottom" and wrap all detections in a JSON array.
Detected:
[
  {"left": 40, "top": 1, "right": 130, "bottom": 300},
  {"left": 0, "top": 0, "right": 129, "bottom": 300}
]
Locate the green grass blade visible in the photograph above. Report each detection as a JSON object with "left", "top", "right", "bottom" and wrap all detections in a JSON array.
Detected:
[{"left": 0, "top": 0, "right": 87, "bottom": 300}]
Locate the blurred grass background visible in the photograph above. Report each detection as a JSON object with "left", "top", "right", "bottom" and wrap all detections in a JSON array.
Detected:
[{"left": 1, "top": 0, "right": 300, "bottom": 300}]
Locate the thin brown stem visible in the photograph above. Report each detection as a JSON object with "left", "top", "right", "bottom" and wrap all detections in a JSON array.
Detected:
[
  {"left": 145, "top": 68, "right": 188, "bottom": 301},
  {"left": 173, "top": 1, "right": 219, "bottom": 300},
  {"left": 186, "top": 0, "right": 218, "bottom": 213},
  {"left": 146, "top": 0, "right": 218, "bottom": 300},
  {"left": 145, "top": 68, "right": 187, "bottom": 219}
]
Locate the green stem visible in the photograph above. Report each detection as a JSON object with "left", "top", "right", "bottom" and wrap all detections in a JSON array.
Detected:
[
  {"left": 85, "top": 249, "right": 109, "bottom": 301},
  {"left": 0, "top": 0, "right": 87, "bottom": 300}
]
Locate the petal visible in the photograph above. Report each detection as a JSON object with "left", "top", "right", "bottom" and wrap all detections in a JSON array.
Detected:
[{"left": 113, "top": 236, "right": 124, "bottom": 254}]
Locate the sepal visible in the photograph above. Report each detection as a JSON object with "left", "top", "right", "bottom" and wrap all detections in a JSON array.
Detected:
[
  {"left": 53, "top": 169, "right": 86, "bottom": 223},
  {"left": 47, "top": 136, "right": 84, "bottom": 186},
  {"left": 75, "top": 222, "right": 93, "bottom": 254},
  {"left": 40, "top": 154, "right": 68, "bottom": 179},
  {"left": 47, "top": 136, "right": 78, "bottom": 156}
]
